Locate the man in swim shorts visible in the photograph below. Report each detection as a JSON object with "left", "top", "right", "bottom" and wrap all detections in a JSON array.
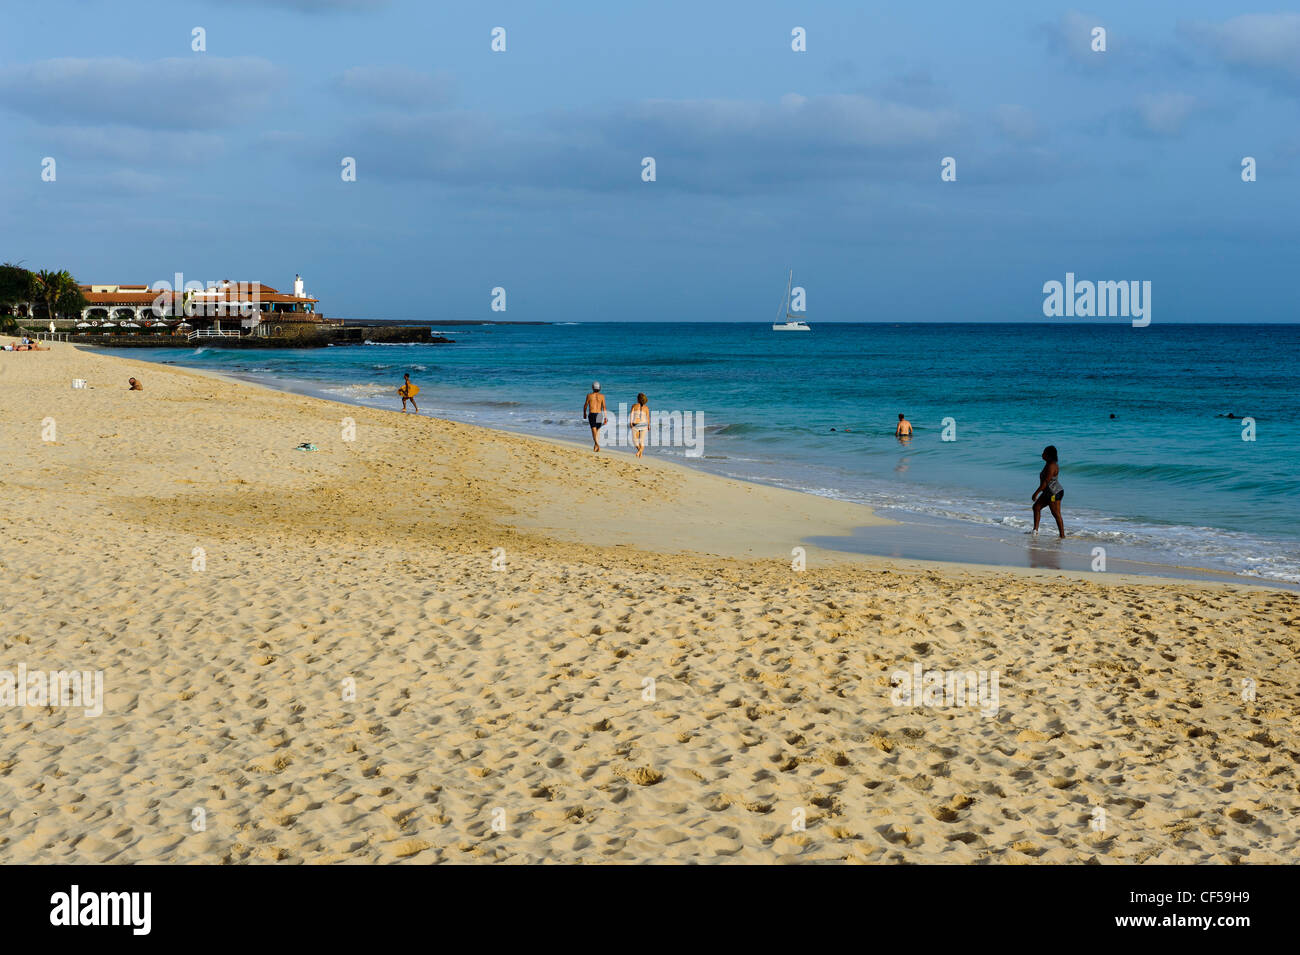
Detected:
[
  {"left": 583, "top": 381, "right": 607, "bottom": 452},
  {"left": 399, "top": 373, "right": 419, "bottom": 413},
  {"left": 895, "top": 413, "right": 913, "bottom": 439}
]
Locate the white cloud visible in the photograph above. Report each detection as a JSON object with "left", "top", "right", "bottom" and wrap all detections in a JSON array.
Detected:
[
  {"left": 994, "top": 105, "right": 1039, "bottom": 142},
  {"left": 39, "top": 126, "right": 227, "bottom": 164},
  {"left": 210, "top": 0, "right": 388, "bottom": 11},
  {"left": 1182, "top": 13, "right": 1300, "bottom": 87},
  {"left": 0, "top": 57, "right": 280, "bottom": 129},
  {"left": 337, "top": 66, "right": 453, "bottom": 108},
  {"left": 326, "top": 93, "right": 962, "bottom": 194},
  {"left": 613, "top": 94, "right": 960, "bottom": 153},
  {"left": 1043, "top": 10, "right": 1108, "bottom": 64},
  {"left": 1133, "top": 92, "right": 1199, "bottom": 137}
]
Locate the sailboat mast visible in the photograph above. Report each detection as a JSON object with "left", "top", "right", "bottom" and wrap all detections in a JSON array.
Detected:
[
  {"left": 769, "top": 267, "right": 810, "bottom": 329},
  {"left": 776, "top": 268, "right": 792, "bottom": 323}
]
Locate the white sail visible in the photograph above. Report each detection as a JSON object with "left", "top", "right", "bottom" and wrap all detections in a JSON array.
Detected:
[{"left": 772, "top": 268, "right": 810, "bottom": 330}]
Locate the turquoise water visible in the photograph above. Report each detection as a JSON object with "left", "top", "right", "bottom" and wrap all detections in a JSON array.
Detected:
[{"left": 116, "top": 323, "right": 1300, "bottom": 583}]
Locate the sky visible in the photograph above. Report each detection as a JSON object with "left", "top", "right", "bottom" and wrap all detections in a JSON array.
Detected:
[{"left": 1, "top": 0, "right": 1298, "bottom": 322}]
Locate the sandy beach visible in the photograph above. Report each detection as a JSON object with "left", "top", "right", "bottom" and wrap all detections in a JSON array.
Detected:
[{"left": 1, "top": 338, "right": 1297, "bottom": 864}]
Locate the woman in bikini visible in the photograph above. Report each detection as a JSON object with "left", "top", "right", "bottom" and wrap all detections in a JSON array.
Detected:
[
  {"left": 1031, "top": 444, "right": 1065, "bottom": 538},
  {"left": 629, "top": 393, "right": 650, "bottom": 458}
]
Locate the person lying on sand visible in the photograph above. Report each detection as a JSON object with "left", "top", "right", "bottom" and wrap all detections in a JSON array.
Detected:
[
  {"left": 583, "top": 382, "right": 607, "bottom": 452},
  {"left": 128, "top": 377, "right": 143, "bottom": 391}
]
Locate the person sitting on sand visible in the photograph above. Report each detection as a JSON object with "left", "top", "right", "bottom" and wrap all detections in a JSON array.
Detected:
[
  {"left": 583, "top": 382, "right": 607, "bottom": 452},
  {"left": 895, "top": 413, "right": 913, "bottom": 439},
  {"left": 128, "top": 377, "right": 143, "bottom": 391},
  {"left": 629, "top": 393, "right": 650, "bottom": 458},
  {"left": 1032, "top": 444, "right": 1065, "bottom": 538},
  {"left": 398, "top": 373, "right": 419, "bottom": 413}
]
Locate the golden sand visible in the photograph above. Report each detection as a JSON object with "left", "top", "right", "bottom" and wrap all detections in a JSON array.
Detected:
[{"left": 1, "top": 339, "right": 1296, "bottom": 863}]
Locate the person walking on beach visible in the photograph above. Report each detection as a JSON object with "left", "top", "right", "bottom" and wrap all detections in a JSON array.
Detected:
[
  {"left": 629, "top": 393, "right": 650, "bottom": 458},
  {"left": 583, "top": 382, "right": 607, "bottom": 452},
  {"left": 1032, "top": 444, "right": 1065, "bottom": 538},
  {"left": 895, "top": 413, "right": 913, "bottom": 439},
  {"left": 398, "top": 373, "right": 420, "bottom": 414}
]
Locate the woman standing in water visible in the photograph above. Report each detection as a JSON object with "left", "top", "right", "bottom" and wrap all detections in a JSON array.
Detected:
[{"left": 1032, "top": 445, "right": 1065, "bottom": 538}]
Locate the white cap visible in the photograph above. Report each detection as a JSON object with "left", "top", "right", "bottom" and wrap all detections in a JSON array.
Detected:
[{"left": 592, "top": 381, "right": 600, "bottom": 391}]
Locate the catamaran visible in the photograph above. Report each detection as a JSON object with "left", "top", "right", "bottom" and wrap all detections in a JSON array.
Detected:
[{"left": 772, "top": 269, "right": 810, "bottom": 330}]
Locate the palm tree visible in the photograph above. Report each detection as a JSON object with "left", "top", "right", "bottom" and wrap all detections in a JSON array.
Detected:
[
  {"left": 0, "top": 262, "right": 35, "bottom": 332},
  {"left": 34, "top": 269, "right": 74, "bottom": 321}
]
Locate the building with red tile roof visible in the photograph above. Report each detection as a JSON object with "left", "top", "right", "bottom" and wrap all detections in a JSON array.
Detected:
[{"left": 78, "top": 275, "right": 321, "bottom": 323}]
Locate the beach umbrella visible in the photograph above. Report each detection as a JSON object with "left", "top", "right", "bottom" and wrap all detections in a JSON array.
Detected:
[
  {"left": 76, "top": 321, "right": 92, "bottom": 328},
  {"left": 177, "top": 321, "right": 192, "bottom": 328},
  {"left": 122, "top": 321, "right": 141, "bottom": 327},
  {"left": 101, "top": 321, "right": 117, "bottom": 327}
]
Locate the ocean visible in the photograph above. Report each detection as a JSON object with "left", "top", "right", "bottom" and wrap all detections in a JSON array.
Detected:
[{"left": 113, "top": 322, "right": 1300, "bottom": 585}]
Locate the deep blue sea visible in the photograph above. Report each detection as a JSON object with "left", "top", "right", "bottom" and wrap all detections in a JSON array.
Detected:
[{"left": 115, "top": 323, "right": 1300, "bottom": 584}]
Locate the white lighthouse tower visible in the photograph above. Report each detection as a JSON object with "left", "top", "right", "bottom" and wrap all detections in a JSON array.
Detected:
[{"left": 293, "top": 273, "right": 305, "bottom": 298}]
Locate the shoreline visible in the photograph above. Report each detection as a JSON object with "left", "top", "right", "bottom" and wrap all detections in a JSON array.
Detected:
[
  {"left": 39, "top": 339, "right": 894, "bottom": 564},
  {"left": 103, "top": 343, "right": 1294, "bottom": 592},
  {"left": 4, "top": 336, "right": 1298, "bottom": 864}
]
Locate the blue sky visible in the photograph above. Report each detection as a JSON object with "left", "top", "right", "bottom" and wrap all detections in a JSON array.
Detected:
[{"left": 1, "top": 0, "right": 1298, "bottom": 322}]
